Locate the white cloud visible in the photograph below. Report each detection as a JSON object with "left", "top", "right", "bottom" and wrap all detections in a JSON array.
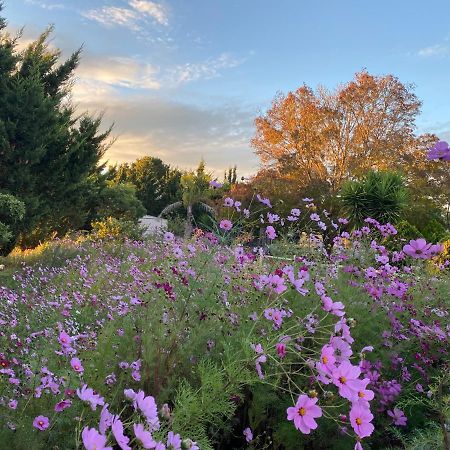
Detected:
[
  {"left": 418, "top": 43, "right": 450, "bottom": 58},
  {"left": 169, "top": 53, "right": 245, "bottom": 85},
  {"left": 128, "top": 0, "right": 168, "bottom": 26},
  {"left": 81, "top": 1, "right": 168, "bottom": 31}
]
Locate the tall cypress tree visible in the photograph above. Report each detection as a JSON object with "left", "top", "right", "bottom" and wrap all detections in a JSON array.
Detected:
[{"left": 0, "top": 5, "right": 111, "bottom": 250}]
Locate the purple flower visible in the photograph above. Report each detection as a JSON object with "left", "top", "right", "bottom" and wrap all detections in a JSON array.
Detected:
[
  {"left": 99, "top": 405, "right": 114, "bottom": 435},
  {"left": 167, "top": 431, "right": 182, "bottom": 450},
  {"left": 70, "top": 357, "right": 84, "bottom": 373},
  {"left": 33, "top": 415, "right": 50, "bottom": 431},
  {"left": 77, "top": 385, "right": 105, "bottom": 411},
  {"left": 387, "top": 408, "right": 407, "bottom": 426},
  {"left": 265, "top": 226, "right": 277, "bottom": 240},
  {"left": 403, "top": 239, "right": 432, "bottom": 259},
  {"left": 427, "top": 140, "right": 450, "bottom": 161},
  {"left": 82, "top": 427, "right": 112, "bottom": 450},
  {"left": 134, "top": 423, "right": 157, "bottom": 449},
  {"left": 209, "top": 179, "right": 223, "bottom": 188},
  {"left": 243, "top": 427, "right": 253, "bottom": 442},
  {"left": 256, "top": 194, "right": 272, "bottom": 208},
  {"left": 8, "top": 399, "right": 17, "bottom": 410},
  {"left": 112, "top": 416, "right": 131, "bottom": 450},
  {"left": 219, "top": 219, "right": 233, "bottom": 231}
]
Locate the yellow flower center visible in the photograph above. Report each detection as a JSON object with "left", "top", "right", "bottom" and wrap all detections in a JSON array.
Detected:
[
  {"left": 358, "top": 391, "right": 365, "bottom": 398},
  {"left": 322, "top": 356, "right": 328, "bottom": 364},
  {"left": 339, "top": 376, "right": 347, "bottom": 384},
  {"left": 298, "top": 407, "right": 306, "bottom": 416},
  {"left": 356, "top": 418, "right": 362, "bottom": 425}
]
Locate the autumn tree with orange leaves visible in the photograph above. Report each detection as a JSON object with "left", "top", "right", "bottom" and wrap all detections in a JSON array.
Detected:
[{"left": 251, "top": 71, "right": 422, "bottom": 194}]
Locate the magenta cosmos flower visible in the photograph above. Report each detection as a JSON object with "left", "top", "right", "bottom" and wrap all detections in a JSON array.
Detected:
[
  {"left": 219, "top": 219, "right": 233, "bottom": 231},
  {"left": 33, "top": 415, "right": 50, "bottom": 431},
  {"left": 403, "top": 239, "right": 432, "bottom": 259},
  {"left": 286, "top": 395, "right": 322, "bottom": 434},
  {"left": 349, "top": 403, "right": 374, "bottom": 438},
  {"left": 82, "top": 427, "right": 112, "bottom": 450},
  {"left": 55, "top": 399, "right": 72, "bottom": 412}
]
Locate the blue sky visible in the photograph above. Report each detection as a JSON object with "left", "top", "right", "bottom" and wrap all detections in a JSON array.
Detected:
[{"left": 6, "top": 0, "right": 450, "bottom": 174}]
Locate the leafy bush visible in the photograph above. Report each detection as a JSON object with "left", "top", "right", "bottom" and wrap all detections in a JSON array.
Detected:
[
  {"left": 0, "top": 193, "right": 26, "bottom": 255},
  {"left": 90, "top": 216, "right": 145, "bottom": 240}
]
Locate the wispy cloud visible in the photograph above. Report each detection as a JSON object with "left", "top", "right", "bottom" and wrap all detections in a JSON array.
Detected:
[
  {"left": 82, "top": 1, "right": 168, "bottom": 31},
  {"left": 25, "top": 0, "right": 65, "bottom": 10},
  {"left": 168, "top": 53, "right": 246, "bottom": 85},
  {"left": 77, "top": 55, "right": 161, "bottom": 90},
  {"left": 73, "top": 51, "right": 246, "bottom": 96},
  {"left": 418, "top": 43, "right": 450, "bottom": 58}
]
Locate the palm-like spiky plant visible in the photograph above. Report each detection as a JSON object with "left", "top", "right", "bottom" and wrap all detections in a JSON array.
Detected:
[
  {"left": 159, "top": 169, "right": 215, "bottom": 239},
  {"left": 340, "top": 170, "right": 408, "bottom": 226}
]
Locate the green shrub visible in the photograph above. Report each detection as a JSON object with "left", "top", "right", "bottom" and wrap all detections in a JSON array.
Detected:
[
  {"left": 420, "top": 218, "right": 450, "bottom": 243},
  {"left": 90, "top": 217, "right": 145, "bottom": 241},
  {"left": 0, "top": 193, "right": 26, "bottom": 255}
]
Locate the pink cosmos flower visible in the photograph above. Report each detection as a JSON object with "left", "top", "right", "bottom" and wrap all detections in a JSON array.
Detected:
[
  {"left": 55, "top": 399, "right": 72, "bottom": 412},
  {"left": 332, "top": 361, "right": 361, "bottom": 401},
  {"left": 33, "top": 415, "right": 49, "bottom": 431},
  {"left": 70, "top": 357, "right": 84, "bottom": 373},
  {"left": 112, "top": 416, "right": 131, "bottom": 450},
  {"left": 219, "top": 219, "right": 233, "bottom": 231},
  {"left": 137, "top": 394, "right": 160, "bottom": 431},
  {"left": 387, "top": 408, "right": 407, "bottom": 426},
  {"left": 167, "top": 431, "right": 182, "bottom": 450},
  {"left": 349, "top": 403, "right": 374, "bottom": 438},
  {"left": 134, "top": 423, "right": 157, "bottom": 449},
  {"left": 8, "top": 399, "right": 17, "bottom": 410},
  {"left": 286, "top": 395, "right": 322, "bottom": 434},
  {"left": 321, "top": 295, "right": 345, "bottom": 317},
  {"left": 403, "top": 239, "right": 432, "bottom": 259},
  {"left": 99, "top": 404, "right": 114, "bottom": 435},
  {"left": 82, "top": 427, "right": 112, "bottom": 450},
  {"left": 77, "top": 385, "right": 105, "bottom": 411},
  {"left": 265, "top": 225, "right": 277, "bottom": 240},
  {"left": 58, "top": 331, "right": 72, "bottom": 347},
  {"left": 316, "top": 344, "right": 336, "bottom": 383},
  {"left": 352, "top": 378, "right": 374, "bottom": 406}
]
